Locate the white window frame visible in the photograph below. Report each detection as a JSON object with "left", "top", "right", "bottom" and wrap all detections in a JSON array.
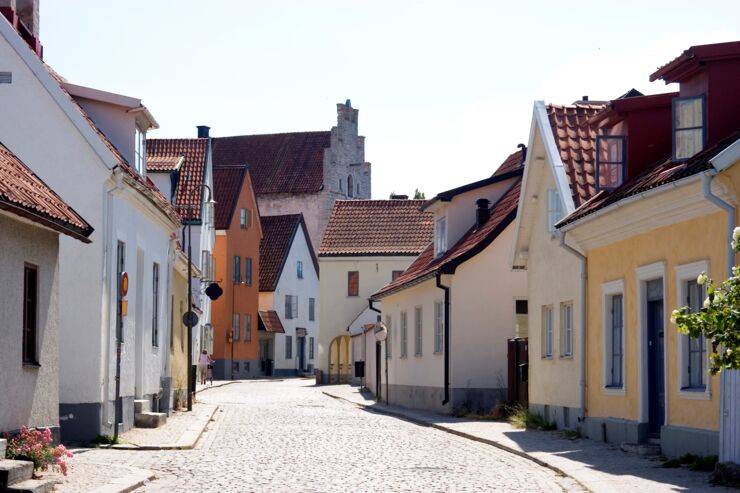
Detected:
[
  {"left": 546, "top": 189, "right": 562, "bottom": 234},
  {"left": 134, "top": 126, "right": 146, "bottom": 176},
  {"left": 297, "top": 260, "right": 304, "bottom": 279},
  {"left": 400, "top": 311, "right": 408, "bottom": 358},
  {"left": 414, "top": 306, "right": 423, "bottom": 356},
  {"left": 560, "top": 302, "right": 573, "bottom": 358},
  {"left": 675, "top": 260, "right": 711, "bottom": 400},
  {"left": 602, "top": 279, "right": 626, "bottom": 395},
  {"left": 542, "top": 305, "right": 553, "bottom": 358},
  {"left": 434, "top": 216, "right": 447, "bottom": 257},
  {"left": 636, "top": 261, "right": 666, "bottom": 423}
]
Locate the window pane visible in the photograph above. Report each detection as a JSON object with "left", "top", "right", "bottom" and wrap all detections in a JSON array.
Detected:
[
  {"left": 675, "top": 97, "right": 702, "bottom": 128},
  {"left": 233, "top": 313, "right": 240, "bottom": 341},
  {"left": 348, "top": 271, "right": 359, "bottom": 296}
]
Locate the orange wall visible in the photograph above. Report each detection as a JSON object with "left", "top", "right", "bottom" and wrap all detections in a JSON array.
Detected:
[{"left": 211, "top": 178, "right": 261, "bottom": 362}]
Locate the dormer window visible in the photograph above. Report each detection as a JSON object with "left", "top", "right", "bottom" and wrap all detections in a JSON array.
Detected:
[
  {"left": 673, "top": 95, "right": 705, "bottom": 160},
  {"left": 434, "top": 216, "right": 447, "bottom": 257},
  {"left": 134, "top": 127, "right": 146, "bottom": 175},
  {"left": 596, "top": 135, "right": 626, "bottom": 191}
]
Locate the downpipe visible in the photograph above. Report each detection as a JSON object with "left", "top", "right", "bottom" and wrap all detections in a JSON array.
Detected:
[{"left": 436, "top": 273, "right": 451, "bottom": 405}]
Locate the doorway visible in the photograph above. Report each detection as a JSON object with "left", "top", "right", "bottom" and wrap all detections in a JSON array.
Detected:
[
  {"left": 646, "top": 279, "right": 665, "bottom": 436},
  {"left": 375, "top": 341, "right": 382, "bottom": 401},
  {"left": 260, "top": 339, "right": 273, "bottom": 376},
  {"left": 297, "top": 336, "right": 306, "bottom": 373}
]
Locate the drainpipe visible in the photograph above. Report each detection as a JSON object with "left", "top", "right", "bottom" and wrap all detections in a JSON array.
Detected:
[
  {"left": 369, "top": 299, "right": 381, "bottom": 396},
  {"left": 701, "top": 171, "right": 735, "bottom": 463},
  {"left": 559, "top": 232, "right": 587, "bottom": 423},
  {"left": 436, "top": 273, "right": 451, "bottom": 405}
]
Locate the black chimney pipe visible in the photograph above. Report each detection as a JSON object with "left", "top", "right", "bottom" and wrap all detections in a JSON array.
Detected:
[
  {"left": 197, "top": 125, "right": 210, "bottom": 138},
  {"left": 517, "top": 143, "right": 527, "bottom": 164},
  {"left": 476, "top": 198, "right": 491, "bottom": 228}
]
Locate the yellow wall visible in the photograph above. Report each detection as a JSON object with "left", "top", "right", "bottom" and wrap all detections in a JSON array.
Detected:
[
  {"left": 586, "top": 211, "right": 725, "bottom": 431},
  {"left": 170, "top": 264, "right": 189, "bottom": 408}
]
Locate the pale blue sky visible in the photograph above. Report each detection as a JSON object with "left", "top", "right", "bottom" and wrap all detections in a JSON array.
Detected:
[{"left": 42, "top": 1, "right": 738, "bottom": 199}]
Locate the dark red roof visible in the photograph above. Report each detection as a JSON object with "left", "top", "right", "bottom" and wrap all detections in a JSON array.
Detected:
[
  {"left": 258, "top": 310, "right": 285, "bottom": 333},
  {"left": 547, "top": 103, "right": 606, "bottom": 208},
  {"left": 213, "top": 165, "right": 248, "bottom": 230},
  {"left": 650, "top": 41, "right": 740, "bottom": 83},
  {"left": 0, "top": 142, "right": 93, "bottom": 242},
  {"left": 212, "top": 131, "right": 331, "bottom": 195},
  {"left": 372, "top": 178, "right": 522, "bottom": 300},
  {"left": 559, "top": 131, "right": 740, "bottom": 227},
  {"left": 259, "top": 214, "right": 318, "bottom": 292},
  {"left": 319, "top": 200, "right": 433, "bottom": 256},
  {"left": 147, "top": 138, "right": 208, "bottom": 221},
  {"left": 493, "top": 149, "right": 526, "bottom": 176}
]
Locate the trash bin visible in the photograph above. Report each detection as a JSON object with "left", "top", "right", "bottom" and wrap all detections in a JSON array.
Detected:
[
  {"left": 354, "top": 361, "right": 365, "bottom": 379},
  {"left": 314, "top": 369, "right": 323, "bottom": 385}
]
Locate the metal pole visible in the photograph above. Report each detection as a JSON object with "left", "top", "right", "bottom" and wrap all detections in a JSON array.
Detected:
[
  {"left": 231, "top": 276, "right": 235, "bottom": 380},
  {"left": 187, "top": 218, "right": 193, "bottom": 411},
  {"left": 113, "top": 290, "right": 122, "bottom": 442}
]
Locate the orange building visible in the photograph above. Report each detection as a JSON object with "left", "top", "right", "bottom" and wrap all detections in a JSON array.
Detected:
[{"left": 211, "top": 165, "right": 263, "bottom": 379}]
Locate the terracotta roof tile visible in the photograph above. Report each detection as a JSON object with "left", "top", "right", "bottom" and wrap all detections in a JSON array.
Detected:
[
  {"left": 258, "top": 310, "right": 285, "bottom": 333},
  {"left": 372, "top": 179, "right": 521, "bottom": 299},
  {"left": 547, "top": 103, "right": 606, "bottom": 207},
  {"left": 146, "top": 155, "right": 183, "bottom": 172},
  {"left": 212, "top": 131, "right": 330, "bottom": 195},
  {"left": 0, "top": 142, "right": 93, "bottom": 242},
  {"left": 559, "top": 131, "right": 740, "bottom": 227},
  {"left": 213, "top": 165, "right": 247, "bottom": 230},
  {"left": 319, "top": 200, "right": 433, "bottom": 256},
  {"left": 147, "top": 139, "right": 208, "bottom": 221},
  {"left": 493, "top": 149, "right": 525, "bottom": 176},
  {"left": 259, "top": 214, "right": 318, "bottom": 292}
]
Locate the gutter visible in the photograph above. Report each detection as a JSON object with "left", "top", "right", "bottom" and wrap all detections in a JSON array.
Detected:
[
  {"left": 436, "top": 273, "right": 451, "bottom": 405},
  {"left": 558, "top": 232, "right": 587, "bottom": 423}
]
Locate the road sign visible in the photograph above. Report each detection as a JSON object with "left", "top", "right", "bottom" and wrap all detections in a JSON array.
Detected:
[
  {"left": 183, "top": 311, "right": 199, "bottom": 328},
  {"left": 205, "top": 282, "right": 223, "bottom": 300},
  {"left": 120, "top": 272, "right": 129, "bottom": 297}
]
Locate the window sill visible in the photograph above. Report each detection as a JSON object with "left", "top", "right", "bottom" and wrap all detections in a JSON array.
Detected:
[
  {"left": 414, "top": 354, "right": 423, "bottom": 358},
  {"left": 23, "top": 362, "right": 41, "bottom": 369},
  {"left": 560, "top": 355, "right": 574, "bottom": 360},
  {"left": 679, "top": 388, "right": 711, "bottom": 400},
  {"left": 433, "top": 350, "right": 442, "bottom": 355},
  {"left": 602, "top": 386, "right": 626, "bottom": 396},
  {"left": 541, "top": 355, "right": 553, "bottom": 360}
]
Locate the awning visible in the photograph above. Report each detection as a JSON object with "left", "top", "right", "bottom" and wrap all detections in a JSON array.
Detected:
[{"left": 258, "top": 310, "right": 285, "bottom": 334}]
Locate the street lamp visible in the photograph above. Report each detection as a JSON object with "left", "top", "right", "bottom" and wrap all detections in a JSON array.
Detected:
[{"left": 373, "top": 322, "right": 388, "bottom": 403}]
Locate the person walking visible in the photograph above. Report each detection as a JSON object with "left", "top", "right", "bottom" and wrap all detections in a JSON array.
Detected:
[{"left": 198, "top": 350, "right": 213, "bottom": 385}]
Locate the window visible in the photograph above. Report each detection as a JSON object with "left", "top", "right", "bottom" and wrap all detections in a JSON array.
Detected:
[
  {"left": 385, "top": 315, "right": 392, "bottom": 358},
  {"left": 297, "top": 260, "right": 304, "bottom": 279},
  {"left": 434, "top": 302, "right": 444, "bottom": 354},
  {"left": 309, "top": 336, "right": 315, "bottom": 359},
  {"left": 400, "top": 311, "right": 408, "bottom": 358},
  {"left": 347, "top": 271, "right": 359, "bottom": 297},
  {"left": 285, "top": 295, "right": 298, "bottom": 319},
  {"left": 542, "top": 306, "right": 553, "bottom": 357},
  {"left": 434, "top": 217, "right": 447, "bottom": 257},
  {"left": 134, "top": 127, "right": 146, "bottom": 175},
  {"left": 673, "top": 96, "right": 705, "bottom": 160},
  {"left": 348, "top": 175, "right": 354, "bottom": 197},
  {"left": 152, "top": 263, "right": 160, "bottom": 347},
  {"left": 233, "top": 256, "right": 241, "bottom": 284},
  {"left": 685, "top": 280, "right": 707, "bottom": 390},
  {"left": 245, "top": 313, "right": 252, "bottom": 342},
  {"left": 308, "top": 297, "right": 315, "bottom": 321},
  {"left": 596, "top": 135, "right": 626, "bottom": 190},
  {"left": 414, "top": 306, "right": 423, "bottom": 356},
  {"left": 285, "top": 335, "right": 293, "bottom": 359},
  {"left": 245, "top": 257, "right": 252, "bottom": 286},
  {"left": 357, "top": 183, "right": 360, "bottom": 196},
  {"left": 23, "top": 264, "right": 38, "bottom": 364},
  {"left": 339, "top": 178, "right": 343, "bottom": 192},
  {"left": 201, "top": 251, "right": 213, "bottom": 280},
  {"left": 515, "top": 299, "right": 529, "bottom": 338},
  {"left": 116, "top": 241, "right": 125, "bottom": 342},
  {"left": 392, "top": 270, "right": 404, "bottom": 281},
  {"left": 547, "top": 189, "right": 562, "bottom": 233},
  {"left": 240, "top": 208, "right": 251, "bottom": 229},
  {"left": 607, "top": 294, "right": 624, "bottom": 388},
  {"left": 232, "top": 313, "right": 240, "bottom": 341},
  {"left": 560, "top": 302, "right": 573, "bottom": 357}
]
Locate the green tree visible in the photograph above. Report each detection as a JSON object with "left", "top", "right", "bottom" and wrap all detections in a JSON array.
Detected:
[
  {"left": 413, "top": 189, "right": 426, "bottom": 200},
  {"left": 673, "top": 227, "right": 740, "bottom": 373}
]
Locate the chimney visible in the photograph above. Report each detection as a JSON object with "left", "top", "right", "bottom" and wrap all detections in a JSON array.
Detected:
[
  {"left": 197, "top": 125, "right": 210, "bottom": 138},
  {"left": 390, "top": 194, "right": 408, "bottom": 200},
  {"left": 16, "top": 0, "right": 38, "bottom": 38},
  {"left": 476, "top": 198, "right": 491, "bottom": 228},
  {"left": 582, "top": 95, "right": 589, "bottom": 101}
]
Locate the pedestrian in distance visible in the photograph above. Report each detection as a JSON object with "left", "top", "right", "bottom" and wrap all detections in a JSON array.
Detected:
[{"left": 198, "top": 350, "right": 213, "bottom": 385}]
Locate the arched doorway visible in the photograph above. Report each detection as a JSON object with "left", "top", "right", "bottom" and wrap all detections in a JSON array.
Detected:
[{"left": 328, "top": 335, "right": 351, "bottom": 383}]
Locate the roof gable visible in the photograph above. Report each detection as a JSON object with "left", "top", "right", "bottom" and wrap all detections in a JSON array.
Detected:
[
  {"left": 213, "top": 165, "right": 247, "bottom": 230},
  {"left": 259, "top": 214, "right": 318, "bottom": 292}
]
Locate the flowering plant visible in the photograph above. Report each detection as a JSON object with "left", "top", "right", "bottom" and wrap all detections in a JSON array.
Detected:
[
  {"left": 3, "top": 426, "right": 73, "bottom": 476},
  {"left": 672, "top": 227, "right": 740, "bottom": 374}
]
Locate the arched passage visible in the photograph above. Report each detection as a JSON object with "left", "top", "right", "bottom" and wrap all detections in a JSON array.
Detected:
[{"left": 328, "top": 335, "right": 352, "bottom": 383}]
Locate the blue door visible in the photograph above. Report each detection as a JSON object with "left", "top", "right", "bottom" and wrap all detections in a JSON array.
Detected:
[{"left": 646, "top": 279, "right": 665, "bottom": 436}]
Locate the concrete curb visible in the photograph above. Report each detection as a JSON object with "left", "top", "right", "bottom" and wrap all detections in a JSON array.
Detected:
[
  {"left": 323, "top": 390, "right": 590, "bottom": 491},
  {"left": 106, "top": 405, "right": 219, "bottom": 451},
  {"left": 88, "top": 467, "right": 156, "bottom": 493}
]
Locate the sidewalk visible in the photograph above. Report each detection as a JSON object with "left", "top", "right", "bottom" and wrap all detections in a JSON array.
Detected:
[{"left": 322, "top": 384, "right": 731, "bottom": 493}]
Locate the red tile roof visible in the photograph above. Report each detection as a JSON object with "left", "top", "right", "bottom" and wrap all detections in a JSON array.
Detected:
[
  {"left": 147, "top": 138, "right": 208, "bottom": 221},
  {"left": 319, "top": 200, "right": 433, "bottom": 256},
  {"left": 259, "top": 214, "right": 318, "bottom": 292},
  {"left": 0, "top": 142, "right": 93, "bottom": 242},
  {"left": 146, "top": 155, "right": 183, "bottom": 173},
  {"left": 547, "top": 103, "right": 606, "bottom": 208},
  {"left": 372, "top": 178, "right": 522, "bottom": 300},
  {"left": 258, "top": 310, "right": 285, "bottom": 333},
  {"left": 212, "top": 131, "right": 331, "bottom": 195},
  {"left": 559, "top": 131, "right": 740, "bottom": 228},
  {"left": 213, "top": 165, "right": 248, "bottom": 230},
  {"left": 493, "top": 149, "right": 526, "bottom": 177}
]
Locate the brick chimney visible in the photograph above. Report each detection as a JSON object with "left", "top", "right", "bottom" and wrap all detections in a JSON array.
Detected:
[{"left": 0, "top": 0, "right": 42, "bottom": 57}]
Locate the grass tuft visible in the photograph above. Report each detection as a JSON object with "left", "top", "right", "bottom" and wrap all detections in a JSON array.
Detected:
[{"left": 507, "top": 405, "right": 556, "bottom": 430}]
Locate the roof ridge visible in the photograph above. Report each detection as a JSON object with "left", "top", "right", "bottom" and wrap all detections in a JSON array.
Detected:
[{"left": 216, "top": 130, "right": 331, "bottom": 139}]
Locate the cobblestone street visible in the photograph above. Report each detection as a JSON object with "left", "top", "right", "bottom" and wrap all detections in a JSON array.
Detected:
[{"left": 59, "top": 379, "right": 582, "bottom": 492}]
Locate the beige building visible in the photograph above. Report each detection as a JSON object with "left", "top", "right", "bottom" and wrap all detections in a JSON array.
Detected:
[
  {"left": 317, "top": 199, "right": 433, "bottom": 383},
  {"left": 511, "top": 100, "right": 605, "bottom": 429},
  {"left": 169, "top": 246, "right": 197, "bottom": 409},
  {"left": 370, "top": 152, "right": 526, "bottom": 413}
]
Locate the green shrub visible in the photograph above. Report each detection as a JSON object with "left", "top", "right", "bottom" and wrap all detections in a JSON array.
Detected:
[{"left": 507, "top": 405, "right": 555, "bottom": 430}]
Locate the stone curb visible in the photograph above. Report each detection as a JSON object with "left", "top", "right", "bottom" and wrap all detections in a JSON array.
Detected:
[
  {"left": 322, "top": 390, "right": 591, "bottom": 492},
  {"left": 196, "top": 380, "right": 240, "bottom": 393},
  {"left": 105, "top": 405, "right": 219, "bottom": 451},
  {"left": 87, "top": 466, "right": 156, "bottom": 493}
]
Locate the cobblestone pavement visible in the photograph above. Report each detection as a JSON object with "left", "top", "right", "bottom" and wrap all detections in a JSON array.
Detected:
[{"left": 63, "top": 379, "right": 583, "bottom": 492}]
